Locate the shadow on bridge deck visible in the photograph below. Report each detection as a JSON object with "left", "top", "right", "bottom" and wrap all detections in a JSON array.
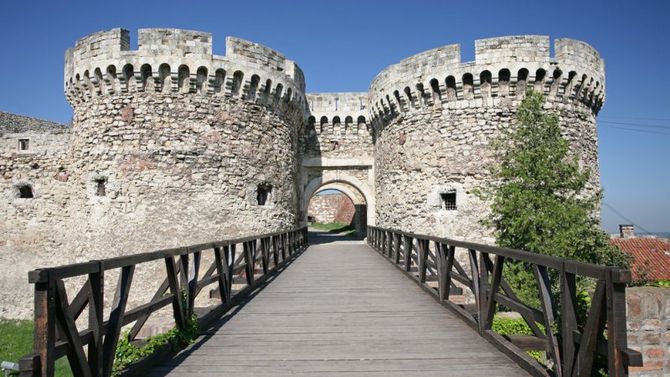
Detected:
[
  {"left": 306, "top": 227, "right": 365, "bottom": 245},
  {"left": 147, "top": 232, "right": 529, "bottom": 376}
]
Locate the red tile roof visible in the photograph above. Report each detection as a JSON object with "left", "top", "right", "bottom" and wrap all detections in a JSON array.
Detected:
[{"left": 610, "top": 238, "right": 670, "bottom": 281}]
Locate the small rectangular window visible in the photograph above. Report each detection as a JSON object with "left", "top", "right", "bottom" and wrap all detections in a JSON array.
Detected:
[
  {"left": 17, "top": 184, "right": 34, "bottom": 198},
  {"left": 95, "top": 178, "right": 106, "bottom": 196},
  {"left": 257, "top": 184, "right": 272, "bottom": 206},
  {"left": 18, "top": 139, "right": 29, "bottom": 151},
  {"left": 441, "top": 192, "right": 457, "bottom": 210}
]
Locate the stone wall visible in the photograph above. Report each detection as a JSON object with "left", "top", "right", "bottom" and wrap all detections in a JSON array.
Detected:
[
  {"left": 627, "top": 287, "right": 670, "bottom": 376},
  {"left": 0, "top": 28, "right": 306, "bottom": 319},
  {"left": 308, "top": 192, "right": 355, "bottom": 224},
  {"left": 300, "top": 92, "right": 375, "bottom": 227},
  {"left": 0, "top": 112, "right": 70, "bottom": 156},
  {"left": 369, "top": 36, "right": 604, "bottom": 243},
  {"left": 0, "top": 32, "right": 608, "bottom": 319}
]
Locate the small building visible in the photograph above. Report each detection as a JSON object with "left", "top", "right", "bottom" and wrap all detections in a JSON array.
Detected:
[{"left": 610, "top": 225, "right": 670, "bottom": 282}]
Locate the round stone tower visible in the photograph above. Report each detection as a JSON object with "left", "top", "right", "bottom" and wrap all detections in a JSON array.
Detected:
[
  {"left": 63, "top": 28, "right": 306, "bottom": 254},
  {"left": 368, "top": 36, "right": 605, "bottom": 241}
]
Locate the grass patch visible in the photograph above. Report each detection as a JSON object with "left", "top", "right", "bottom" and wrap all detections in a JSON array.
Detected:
[
  {"left": 310, "top": 222, "right": 356, "bottom": 236},
  {"left": 0, "top": 319, "right": 71, "bottom": 376},
  {"left": 112, "top": 315, "right": 198, "bottom": 376},
  {"left": 0, "top": 315, "right": 199, "bottom": 377},
  {"left": 492, "top": 315, "right": 544, "bottom": 362}
]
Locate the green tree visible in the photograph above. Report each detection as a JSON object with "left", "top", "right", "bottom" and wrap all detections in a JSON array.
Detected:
[{"left": 479, "top": 91, "right": 630, "bottom": 307}]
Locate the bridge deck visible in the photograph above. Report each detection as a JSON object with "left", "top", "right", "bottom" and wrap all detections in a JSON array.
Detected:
[{"left": 148, "top": 232, "right": 529, "bottom": 376}]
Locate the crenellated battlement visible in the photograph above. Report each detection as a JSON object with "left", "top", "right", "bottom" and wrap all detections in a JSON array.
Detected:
[
  {"left": 305, "top": 93, "right": 371, "bottom": 137},
  {"left": 64, "top": 28, "right": 307, "bottom": 117},
  {"left": 368, "top": 35, "right": 605, "bottom": 127}
]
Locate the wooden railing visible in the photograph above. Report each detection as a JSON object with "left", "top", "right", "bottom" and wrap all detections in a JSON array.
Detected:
[
  {"left": 18, "top": 227, "right": 308, "bottom": 377},
  {"left": 367, "top": 226, "right": 642, "bottom": 377}
]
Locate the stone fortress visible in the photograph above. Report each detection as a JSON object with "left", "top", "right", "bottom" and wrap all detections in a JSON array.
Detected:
[{"left": 0, "top": 28, "right": 604, "bottom": 318}]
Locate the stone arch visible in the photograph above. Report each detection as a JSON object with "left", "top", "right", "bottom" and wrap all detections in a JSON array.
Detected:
[
  {"left": 213, "top": 69, "right": 226, "bottom": 93},
  {"left": 140, "top": 64, "right": 153, "bottom": 91},
  {"left": 159, "top": 63, "right": 171, "bottom": 93},
  {"left": 302, "top": 174, "right": 374, "bottom": 236},
  {"left": 196, "top": 66, "right": 208, "bottom": 94}
]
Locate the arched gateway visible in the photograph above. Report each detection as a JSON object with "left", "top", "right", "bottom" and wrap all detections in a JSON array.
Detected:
[
  {"left": 303, "top": 175, "right": 373, "bottom": 236},
  {"left": 300, "top": 93, "right": 375, "bottom": 234}
]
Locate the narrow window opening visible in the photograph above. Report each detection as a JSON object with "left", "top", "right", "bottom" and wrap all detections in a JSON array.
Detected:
[
  {"left": 18, "top": 139, "right": 29, "bottom": 151},
  {"left": 257, "top": 184, "right": 272, "bottom": 206},
  {"left": 232, "top": 71, "right": 244, "bottom": 96},
  {"left": 441, "top": 192, "right": 457, "bottom": 210},
  {"left": 196, "top": 66, "right": 208, "bottom": 93},
  {"left": 18, "top": 184, "right": 33, "bottom": 199},
  {"left": 95, "top": 178, "right": 107, "bottom": 197}
]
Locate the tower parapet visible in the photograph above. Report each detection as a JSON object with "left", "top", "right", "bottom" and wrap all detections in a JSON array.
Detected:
[
  {"left": 302, "top": 92, "right": 373, "bottom": 164},
  {"left": 369, "top": 35, "right": 605, "bottom": 127},
  {"left": 306, "top": 93, "right": 370, "bottom": 136},
  {"left": 370, "top": 35, "right": 606, "bottom": 241},
  {"left": 64, "top": 28, "right": 306, "bottom": 118}
]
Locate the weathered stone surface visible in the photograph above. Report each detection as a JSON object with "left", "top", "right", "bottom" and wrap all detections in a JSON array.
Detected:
[
  {"left": 627, "top": 287, "right": 670, "bottom": 376},
  {"left": 0, "top": 30, "right": 607, "bottom": 320},
  {"left": 369, "top": 36, "right": 604, "bottom": 243},
  {"left": 308, "top": 192, "right": 355, "bottom": 224}
]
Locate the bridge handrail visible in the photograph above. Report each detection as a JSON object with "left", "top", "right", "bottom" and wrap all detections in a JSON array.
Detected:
[
  {"left": 367, "top": 225, "right": 642, "bottom": 377},
  {"left": 19, "top": 227, "right": 308, "bottom": 377}
]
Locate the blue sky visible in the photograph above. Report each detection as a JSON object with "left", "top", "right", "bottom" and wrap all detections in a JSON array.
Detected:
[{"left": 1, "top": 0, "right": 668, "bottom": 233}]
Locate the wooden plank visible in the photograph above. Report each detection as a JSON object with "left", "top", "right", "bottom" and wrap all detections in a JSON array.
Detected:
[
  {"left": 498, "top": 277, "right": 545, "bottom": 338},
  {"left": 187, "top": 251, "right": 201, "bottom": 318},
  {"left": 606, "top": 269, "right": 629, "bottom": 376},
  {"left": 54, "top": 280, "right": 91, "bottom": 377},
  {"left": 533, "top": 265, "right": 562, "bottom": 376},
  {"left": 194, "top": 259, "right": 217, "bottom": 297},
  {"left": 148, "top": 234, "right": 530, "bottom": 377},
  {"left": 468, "top": 249, "right": 482, "bottom": 333},
  {"left": 483, "top": 255, "right": 504, "bottom": 330},
  {"left": 164, "top": 256, "right": 186, "bottom": 331},
  {"left": 243, "top": 241, "right": 254, "bottom": 286},
  {"left": 503, "top": 335, "right": 547, "bottom": 351},
  {"left": 128, "top": 262, "right": 180, "bottom": 341},
  {"left": 102, "top": 265, "right": 134, "bottom": 377},
  {"left": 561, "top": 269, "right": 578, "bottom": 374},
  {"left": 444, "top": 245, "right": 456, "bottom": 301},
  {"left": 403, "top": 236, "right": 412, "bottom": 272},
  {"left": 67, "top": 281, "right": 90, "bottom": 321},
  {"left": 479, "top": 252, "right": 491, "bottom": 333},
  {"left": 574, "top": 280, "right": 606, "bottom": 377},
  {"left": 33, "top": 278, "right": 56, "bottom": 377},
  {"left": 418, "top": 239, "right": 427, "bottom": 283},
  {"left": 213, "top": 247, "right": 229, "bottom": 304},
  {"left": 87, "top": 266, "right": 104, "bottom": 376}
]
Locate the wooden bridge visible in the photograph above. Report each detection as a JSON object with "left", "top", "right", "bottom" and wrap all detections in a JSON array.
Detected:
[{"left": 19, "top": 227, "right": 642, "bottom": 377}]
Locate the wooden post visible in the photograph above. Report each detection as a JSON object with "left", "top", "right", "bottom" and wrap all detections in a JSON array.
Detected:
[
  {"left": 243, "top": 241, "right": 254, "bottom": 285},
  {"left": 436, "top": 242, "right": 447, "bottom": 301},
  {"left": 468, "top": 249, "right": 482, "bottom": 333},
  {"left": 272, "top": 236, "right": 279, "bottom": 265},
  {"left": 165, "top": 256, "right": 187, "bottom": 331},
  {"left": 418, "top": 239, "right": 428, "bottom": 283},
  {"left": 213, "top": 247, "right": 229, "bottom": 303},
  {"left": 483, "top": 255, "right": 504, "bottom": 330},
  {"left": 188, "top": 251, "right": 201, "bottom": 318},
  {"left": 560, "top": 264, "right": 578, "bottom": 375},
  {"left": 479, "top": 252, "right": 491, "bottom": 332},
  {"left": 394, "top": 233, "right": 401, "bottom": 264},
  {"left": 404, "top": 236, "right": 412, "bottom": 272},
  {"left": 606, "top": 269, "right": 629, "bottom": 377},
  {"left": 33, "top": 275, "right": 56, "bottom": 377},
  {"left": 88, "top": 263, "right": 104, "bottom": 376},
  {"left": 533, "top": 265, "right": 562, "bottom": 376},
  {"left": 102, "top": 265, "right": 134, "bottom": 377}
]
